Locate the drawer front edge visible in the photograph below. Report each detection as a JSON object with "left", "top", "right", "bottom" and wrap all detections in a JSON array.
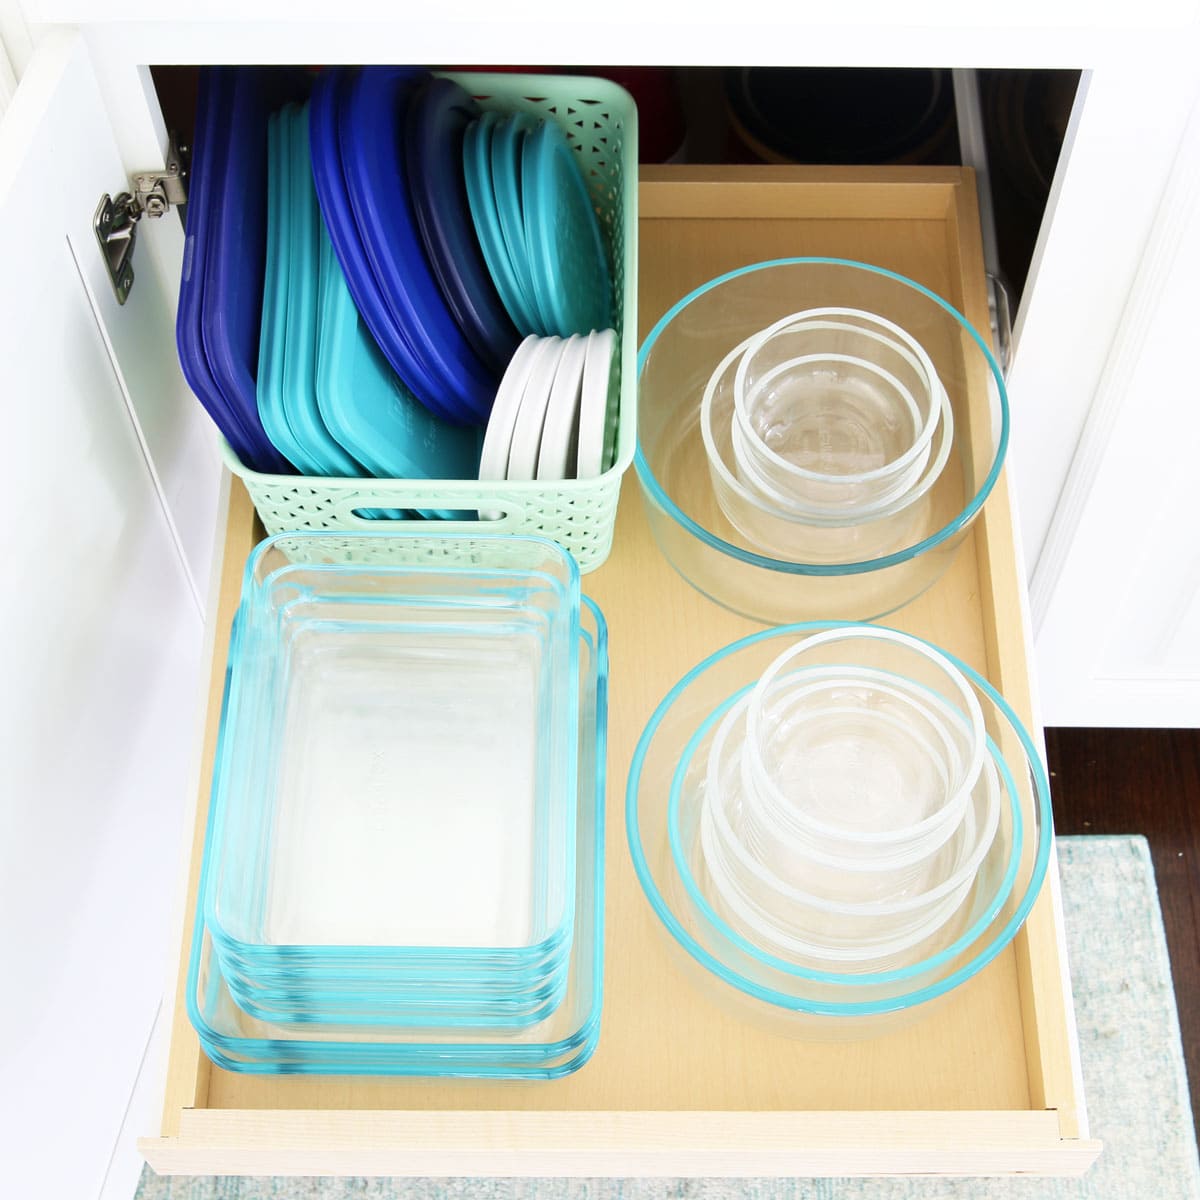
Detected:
[{"left": 140, "top": 1108, "right": 1101, "bottom": 1177}]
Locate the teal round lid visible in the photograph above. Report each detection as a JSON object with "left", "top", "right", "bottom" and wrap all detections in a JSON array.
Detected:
[
  {"left": 522, "top": 120, "right": 613, "bottom": 336},
  {"left": 464, "top": 111, "right": 541, "bottom": 336},
  {"left": 489, "top": 111, "right": 543, "bottom": 333}
]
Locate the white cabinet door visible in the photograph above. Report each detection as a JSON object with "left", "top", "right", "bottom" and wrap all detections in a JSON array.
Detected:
[
  {"left": 0, "top": 30, "right": 207, "bottom": 1200},
  {"left": 1033, "top": 87, "right": 1200, "bottom": 726}
]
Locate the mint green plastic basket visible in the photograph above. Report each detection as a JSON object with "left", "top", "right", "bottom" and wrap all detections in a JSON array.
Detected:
[{"left": 221, "top": 71, "right": 638, "bottom": 573}]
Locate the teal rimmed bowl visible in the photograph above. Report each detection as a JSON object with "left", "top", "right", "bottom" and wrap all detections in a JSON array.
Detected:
[
  {"left": 635, "top": 258, "right": 1007, "bottom": 623},
  {"left": 626, "top": 621, "right": 1051, "bottom": 1039}
]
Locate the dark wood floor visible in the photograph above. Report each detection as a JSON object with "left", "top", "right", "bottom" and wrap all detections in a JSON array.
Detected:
[{"left": 1045, "top": 728, "right": 1200, "bottom": 1133}]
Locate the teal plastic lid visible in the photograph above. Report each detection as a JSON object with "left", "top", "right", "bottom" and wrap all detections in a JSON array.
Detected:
[
  {"left": 464, "top": 111, "right": 541, "bottom": 335},
  {"left": 490, "top": 111, "right": 542, "bottom": 333},
  {"left": 280, "top": 102, "right": 363, "bottom": 477},
  {"left": 315, "top": 220, "right": 481, "bottom": 518},
  {"left": 522, "top": 120, "right": 613, "bottom": 336}
]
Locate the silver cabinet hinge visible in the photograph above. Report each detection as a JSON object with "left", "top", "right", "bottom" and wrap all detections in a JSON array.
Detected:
[{"left": 94, "top": 132, "right": 189, "bottom": 305}]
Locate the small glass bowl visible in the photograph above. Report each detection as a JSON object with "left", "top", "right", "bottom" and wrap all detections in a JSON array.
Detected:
[
  {"left": 742, "top": 627, "right": 986, "bottom": 854},
  {"left": 693, "top": 683, "right": 1003, "bottom": 968},
  {"left": 730, "top": 309, "right": 943, "bottom": 507}
]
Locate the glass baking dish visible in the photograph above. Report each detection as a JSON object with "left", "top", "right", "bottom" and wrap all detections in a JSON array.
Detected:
[
  {"left": 200, "top": 533, "right": 581, "bottom": 1022},
  {"left": 187, "top": 597, "right": 606, "bottom": 1075}
]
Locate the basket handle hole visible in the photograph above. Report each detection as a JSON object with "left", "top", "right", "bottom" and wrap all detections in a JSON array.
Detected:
[{"left": 350, "top": 506, "right": 511, "bottom": 525}]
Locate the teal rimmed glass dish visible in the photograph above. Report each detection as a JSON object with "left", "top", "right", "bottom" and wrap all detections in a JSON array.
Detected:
[
  {"left": 187, "top": 598, "right": 607, "bottom": 1075},
  {"left": 200, "top": 533, "right": 582, "bottom": 1027}
]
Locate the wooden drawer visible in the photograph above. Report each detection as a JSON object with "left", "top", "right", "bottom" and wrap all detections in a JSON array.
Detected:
[{"left": 140, "top": 166, "right": 1100, "bottom": 1178}]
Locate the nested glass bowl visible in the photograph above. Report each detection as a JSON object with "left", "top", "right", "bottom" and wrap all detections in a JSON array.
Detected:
[
  {"left": 730, "top": 308, "right": 945, "bottom": 510},
  {"left": 626, "top": 621, "right": 1051, "bottom": 1039},
  {"left": 686, "top": 680, "right": 1007, "bottom": 969},
  {"left": 740, "top": 626, "right": 986, "bottom": 857},
  {"left": 696, "top": 676, "right": 1003, "bottom": 953},
  {"left": 636, "top": 258, "right": 1007, "bottom": 623},
  {"left": 188, "top": 598, "right": 607, "bottom": 1074}
]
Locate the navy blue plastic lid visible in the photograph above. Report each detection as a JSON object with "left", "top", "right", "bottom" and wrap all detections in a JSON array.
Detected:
[
  {"left": 197, "top": 67, "right": 310, "bottom": 473},
  {"left": 177, "top": 67, "right": 273, "bottom": 469},
  {"left": 310, "top": 67, "right": 474, "bottom": 424},
  {"left": 339, "top": 66, "right": 497, "bottom": 425},
  {"left": 406, "top": 76, "right": 520, "bottom": 375}
]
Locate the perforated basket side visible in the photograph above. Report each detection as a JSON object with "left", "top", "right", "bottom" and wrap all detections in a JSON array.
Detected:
[{"left": 234, "top": 457, "right": 624, "bottom": 571}]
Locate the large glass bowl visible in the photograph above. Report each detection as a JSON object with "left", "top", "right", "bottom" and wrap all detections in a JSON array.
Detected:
[
  {"left": 635, "top": 259, "right": 1007, "bottom": 623},
  {"left": 625, "top": 621, "right": 1051, "bottom": 1040}
]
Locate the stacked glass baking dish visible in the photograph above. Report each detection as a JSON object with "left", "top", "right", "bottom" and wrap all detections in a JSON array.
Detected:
[{"left": 187, "top": 531, "right": 607, "bottom": 1077}]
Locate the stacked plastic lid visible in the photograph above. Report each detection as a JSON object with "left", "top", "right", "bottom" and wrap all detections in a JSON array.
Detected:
[
  {"left": 179, "top": 65, "right": 622, "bottom": 495},
  {"left": 463, "top": 105, "right": 613, "bottom": 340},
  {"left": 310, "top": 65, "right": 616, "bottom": 427},
  {"left": 188, "top": 532, "right": 608, "bottom": 1077},
  {"left": 479, "top": 330, "right": 618, "bottom": 491},
  {"left": 177, "top": 67, "right": 311, "bottom": 473},
  {"left": 309, "top": 66, "right": 501, "bottom": 426},
  {"left": 258, "top": 98, "right": 480, "bottom": 508}
]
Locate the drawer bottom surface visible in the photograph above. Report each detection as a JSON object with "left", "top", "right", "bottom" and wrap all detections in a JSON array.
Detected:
[{"left": 142, "top": 167, "right": 1099, "bottom": 1178}]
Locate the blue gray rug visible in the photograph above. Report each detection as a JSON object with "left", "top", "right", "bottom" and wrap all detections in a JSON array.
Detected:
[{"left": 136, "top": 835, "right": 1200, "bottom": 1199}]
